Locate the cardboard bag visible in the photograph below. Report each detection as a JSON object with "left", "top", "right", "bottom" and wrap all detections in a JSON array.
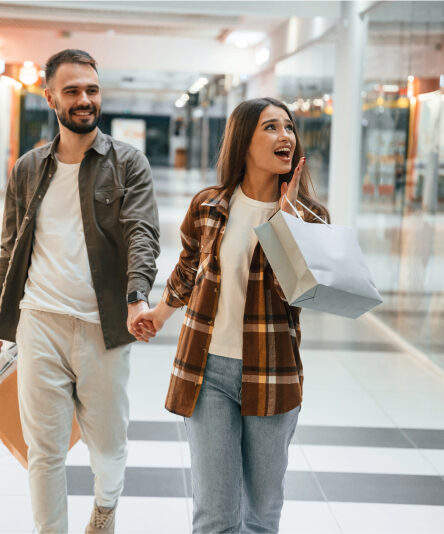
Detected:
[
  {"left": 254, "top": 199, "right": 383, "bottom": 319},
  {"left": 0, "top": 345, "right": 81, "bottom": 469}
]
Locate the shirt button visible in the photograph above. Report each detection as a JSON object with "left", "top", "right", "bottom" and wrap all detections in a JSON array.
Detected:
[
  {"left": 106, "top": 198, "right": 110, "bottom": 204},
  {"left": 48, "top": 173, "right": 52, "bottom": 178},
  {"left": 24, "top": 216, "right": 29, "bottom": 221},
  {"left": 38, "top": 195, "right": 42, "bottom": 200},
  {"left": 208, "top": 319, "right": 213, "bottom": 325},
  {"left": 214, "top": 288, "right": 218, "bottom": 293}
]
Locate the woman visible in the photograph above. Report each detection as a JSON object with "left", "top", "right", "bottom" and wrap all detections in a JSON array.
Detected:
[{"left": 135, "top": 97, "right": 329, "bottom": 533}]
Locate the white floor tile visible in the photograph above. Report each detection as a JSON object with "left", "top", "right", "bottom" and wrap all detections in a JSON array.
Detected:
[
  {"left": 299, "top": 350, "right": 364, "bottom": 392},
  {"left": 0, "top": 462, "right": 30, "bottom": 495},
  {"left": 115, "top": 496, "right": 191, "bottom": 534},
  {"left": 66, "top": 440, "right": 189, "bottom": 468},
  {"left": 287, "top": 444, "right": 312, "bottom": 471},
  {"left": 280, "top": 501, "right": 342, "bottom": 533},
  {"left": 420, "top": 449, "right": 444, "bottom": 477},
  {"left": 128, "top": 345, "right": 181, "bottom": 422},
  {"left": 0, "top": 495, "right": 34, "bottom": 533},
  {"left": 300, "top": 445, "right": 440, "bottom": 475},
  {"left": 330, "top": 502, "right": 444, "bottom": 534},
  {"left": 374, "top": 398, "right": 444, "bottom": 430},
  {"left": 299, "top": 386, "right": 396, "bottom": 428},
  {"left": 336, "top": 351, "right": 444, "bottom": 393}
]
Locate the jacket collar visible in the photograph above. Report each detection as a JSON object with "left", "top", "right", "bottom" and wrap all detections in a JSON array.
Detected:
[
  {"left": 201, "top": 184, "right": 237, "bottom": 218},
  {"left": 40, "top": 128, "right": 108, "bottom": 160}
]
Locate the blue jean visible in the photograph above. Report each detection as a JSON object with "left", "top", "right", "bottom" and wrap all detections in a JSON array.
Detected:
[{"left": 184, "top": 354, "right": 301, "bottom": 534}]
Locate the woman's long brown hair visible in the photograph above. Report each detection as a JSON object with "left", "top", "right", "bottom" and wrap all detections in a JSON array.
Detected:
[{"left": 216, "top": 97, "right": 329, "bottom": 222}]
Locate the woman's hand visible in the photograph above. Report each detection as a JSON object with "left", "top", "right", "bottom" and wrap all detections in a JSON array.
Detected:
[
  {"left": 133, "top": 300, "right": 176, "bottom": 343},
  {"left": 279, "top": 156, "right": 306, "bottom": 216},
  {"left": 132, "top": 308, "right": 163, "bottom": 343}
]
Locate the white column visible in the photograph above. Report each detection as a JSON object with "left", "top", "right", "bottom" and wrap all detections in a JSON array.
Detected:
[{"left": 328, "top": 1, "right": 368, "bottom": 227}]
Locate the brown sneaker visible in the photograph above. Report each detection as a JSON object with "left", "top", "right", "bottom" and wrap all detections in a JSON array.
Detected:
[{"left": 85, "top": 502, "right": 116, "bottom": 533}]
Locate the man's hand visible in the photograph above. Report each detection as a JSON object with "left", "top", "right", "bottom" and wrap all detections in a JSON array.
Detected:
[{"left": 127, "top": 301, "right": 156, "bottom": 342}]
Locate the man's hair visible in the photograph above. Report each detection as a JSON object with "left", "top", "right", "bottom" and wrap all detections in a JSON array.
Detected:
[{"left": 45, "top": 49, "right": 97, "bottom": 85}]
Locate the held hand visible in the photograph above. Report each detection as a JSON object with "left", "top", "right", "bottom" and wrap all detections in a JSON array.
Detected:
[
  {"left": 127, "top": 300, "right": 156, "bottom": 343},
  {"left": 279, "top": 156, "right": 306, "bottom": 216},
  {"left": 133, "top": 306, "right": 165, "bottom": 339}
]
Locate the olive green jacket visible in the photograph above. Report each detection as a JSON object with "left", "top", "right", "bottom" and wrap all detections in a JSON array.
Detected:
[{"left": 0, "top": 129, "right": 160, "bottom": 348}]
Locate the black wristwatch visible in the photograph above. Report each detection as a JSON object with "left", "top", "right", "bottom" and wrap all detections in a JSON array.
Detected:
[{"left": 127, "top": 291, "right": 148, "bottom": 304}]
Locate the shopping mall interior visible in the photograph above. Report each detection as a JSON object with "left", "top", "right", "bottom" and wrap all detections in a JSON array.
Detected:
[{"left": 0, "top": 1, "right": 444, "bottom": 533}]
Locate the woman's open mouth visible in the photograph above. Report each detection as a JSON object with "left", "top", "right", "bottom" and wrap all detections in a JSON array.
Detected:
[{"left": 274, "top": 147, "right": 291, "bottom": 162}]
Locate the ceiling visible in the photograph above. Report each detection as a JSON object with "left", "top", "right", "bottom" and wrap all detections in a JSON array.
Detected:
[
  {"left": 0, "top": 1, "right": 341, "bottom": 38},
  {"left": 0, "top": 1, "right": 442, "bottom": 103},
  {"left": 0, "top": 0, "right": 342, "bottom": 98}
]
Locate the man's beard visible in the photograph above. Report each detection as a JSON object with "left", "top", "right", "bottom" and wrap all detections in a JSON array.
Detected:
[{"left": 57, "top": 104, "right": 100, "bottom": 134}]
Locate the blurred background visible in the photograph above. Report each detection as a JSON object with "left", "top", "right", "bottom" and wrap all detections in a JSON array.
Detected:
[
  {"left": 1, "top": 0, "right": 443, "bottom": 368},
  {"left": 0, "top": 2, "right": 444, "bottom": 533}
]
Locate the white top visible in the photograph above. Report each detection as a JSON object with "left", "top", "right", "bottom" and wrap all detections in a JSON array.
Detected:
[
  {"left": 20, "top": 160, "right": 100, "bottom": 323},
  {"left": 208, "top": 185, "right": 278, "bottom": 359}
]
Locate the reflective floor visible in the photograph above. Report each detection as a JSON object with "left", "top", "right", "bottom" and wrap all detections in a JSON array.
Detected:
[{"left": 1, "top": 168, "right": 444, "bottom": 533}]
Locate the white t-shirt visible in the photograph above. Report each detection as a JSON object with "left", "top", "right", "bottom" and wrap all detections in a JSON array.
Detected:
[
  {"left": 208, "top": 185, "right": 278, "bottom": 359},
  {"left": 20, "top": 160, "right": 100, "bottom": 323}
]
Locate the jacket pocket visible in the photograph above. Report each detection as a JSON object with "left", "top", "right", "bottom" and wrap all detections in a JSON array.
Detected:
[{"left": 94, "top": 187, "right": 125, "bottom": 205}]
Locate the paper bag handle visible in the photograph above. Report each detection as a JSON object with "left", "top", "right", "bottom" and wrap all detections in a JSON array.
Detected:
[{"left": 282, "top": 193, "right": 330, "bottom": 227}]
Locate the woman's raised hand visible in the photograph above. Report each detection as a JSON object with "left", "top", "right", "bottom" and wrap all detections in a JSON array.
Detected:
[{"left": 279, "top": 156, "right": 305, "bottom": 216}]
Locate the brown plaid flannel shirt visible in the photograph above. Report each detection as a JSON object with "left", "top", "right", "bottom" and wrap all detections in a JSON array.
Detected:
[{"left": 163, "top": 185, "right": 317, "bottom": 417}]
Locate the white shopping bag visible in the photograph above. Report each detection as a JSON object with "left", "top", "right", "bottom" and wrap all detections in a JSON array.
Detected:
[
  {"left": 0, "top": 343, "right": 18, "bottom": 384},
  {"left": 254, "top": 197, "right": 383, "bottom": 319}
]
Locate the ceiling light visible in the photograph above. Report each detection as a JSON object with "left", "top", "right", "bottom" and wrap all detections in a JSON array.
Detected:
[
  {"left": 175, "top": 93, "right": 189, "bottom": 108},
  {"left": 225, "top": 31, "right": 266, "bottom": 48},
  {"left": 19, "top": 61, "right": 39, "bottom": 85},
  {"left": 188, "top": 77, "right": 209, "bottom": 94},
  {"left": 235, "top": 40, "right": 248, "bottom": 49}
]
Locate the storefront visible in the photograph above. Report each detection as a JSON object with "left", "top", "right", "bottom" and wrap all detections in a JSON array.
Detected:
[{"left": 274, "top": 1, "right": 444, "bottom": 366}]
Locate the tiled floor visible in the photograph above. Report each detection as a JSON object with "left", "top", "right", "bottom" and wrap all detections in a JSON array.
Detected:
[{"left": 1, "top": 167, "right": 444, "bottom": 533}]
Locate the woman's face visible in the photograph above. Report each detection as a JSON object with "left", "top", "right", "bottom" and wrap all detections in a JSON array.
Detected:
[{"left": 246, "top": 105, "right": 296, "bottom": 176}]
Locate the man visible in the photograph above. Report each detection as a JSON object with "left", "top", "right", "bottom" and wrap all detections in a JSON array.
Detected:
[{"left": 0, "top": 49, "right": 160, "bottom": 533}]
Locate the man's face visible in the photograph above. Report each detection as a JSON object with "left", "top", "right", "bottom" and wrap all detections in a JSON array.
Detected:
[{"left": 45, "top": 62, "right": 102, "bottom": 135}]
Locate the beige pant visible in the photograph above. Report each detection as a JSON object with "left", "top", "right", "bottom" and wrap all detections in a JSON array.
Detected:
[{"left": 17, "top": 309, "right": 131, "bottom": 534}]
